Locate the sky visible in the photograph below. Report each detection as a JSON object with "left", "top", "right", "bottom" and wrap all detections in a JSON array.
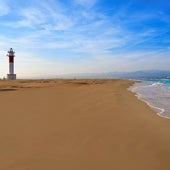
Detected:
[{"left": 0, "top": 0, "right": 170, "bottom": 78}]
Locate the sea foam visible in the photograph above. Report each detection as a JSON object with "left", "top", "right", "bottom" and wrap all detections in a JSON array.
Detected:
[{"left": 129, "top": 81, "right": 170, "bottom": 119}]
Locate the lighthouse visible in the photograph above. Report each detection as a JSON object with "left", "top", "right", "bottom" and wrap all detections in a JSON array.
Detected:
[{"left": 7, "top": 48, "right": 16, "bottom": 80}]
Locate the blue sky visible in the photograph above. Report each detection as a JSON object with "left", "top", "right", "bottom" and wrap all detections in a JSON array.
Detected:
[{"left": 0, "top": 0, "right": 170, "bottom": 78}]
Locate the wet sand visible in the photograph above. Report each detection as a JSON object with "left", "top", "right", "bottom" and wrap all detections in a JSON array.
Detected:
[{"left": 0, "top": 79, "right": 170, "bottom": 170}]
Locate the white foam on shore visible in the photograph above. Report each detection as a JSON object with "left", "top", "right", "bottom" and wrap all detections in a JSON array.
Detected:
[{"left": 128, "top": 82, "right": 170, "bottom": 119}]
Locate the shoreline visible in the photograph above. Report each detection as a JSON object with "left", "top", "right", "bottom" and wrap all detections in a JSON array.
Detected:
[
  {"left": 129, "top": 81, "right": 170, "bottom": 119},
  {"left": 0, "top": 79, "right": 170, "bottom": 170}
]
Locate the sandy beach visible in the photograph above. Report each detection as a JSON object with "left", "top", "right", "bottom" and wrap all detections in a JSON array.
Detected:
[{"left": 0, "top": 79, "right": 170, "bottom": 170}]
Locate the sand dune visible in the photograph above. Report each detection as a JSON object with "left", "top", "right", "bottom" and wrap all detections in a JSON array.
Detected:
[{"left": 0, "top": 79, "right": 170, "bottom": 170}]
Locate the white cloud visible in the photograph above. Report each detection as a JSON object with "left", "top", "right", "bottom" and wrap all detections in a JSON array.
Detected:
[
  {"left": 3, "top": 0, "right": 73, "bottom": 30},
  {"left": 41, "top": 2, "right": 74, "bottom": 31},
  {"left": 15, "top": 7, "right": 47, "bottom": 28}
]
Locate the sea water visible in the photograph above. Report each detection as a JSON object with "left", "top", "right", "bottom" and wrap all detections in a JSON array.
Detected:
[{"left": 129, "top": 78, "right": 170, "bottom": 119}]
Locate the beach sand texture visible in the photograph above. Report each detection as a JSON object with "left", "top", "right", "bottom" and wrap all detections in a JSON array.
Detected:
[{"left": 0, "top": 79, "right": 170, "bottom": 170}]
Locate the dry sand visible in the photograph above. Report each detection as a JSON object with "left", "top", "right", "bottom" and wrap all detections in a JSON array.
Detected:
[{"left": 0, "top": 79, "right": 170, "bottom": 170}]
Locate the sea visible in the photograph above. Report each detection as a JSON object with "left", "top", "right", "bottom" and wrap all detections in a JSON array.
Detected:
[{"left": 129, "top": 78, "right": 170, "bottom": 119}]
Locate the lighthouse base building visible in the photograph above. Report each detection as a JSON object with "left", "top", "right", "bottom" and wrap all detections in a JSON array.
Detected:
[{"left": 7, "top": 74, "right": 16, "bottom": 80}]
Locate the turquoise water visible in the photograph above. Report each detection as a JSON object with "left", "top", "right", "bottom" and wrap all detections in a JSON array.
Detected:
[
  {"left": 130, "top": 78, "right": 170, "bottom": 119},
  {"left": 151, "top": 79, "right": 170, "bottom": 88}
]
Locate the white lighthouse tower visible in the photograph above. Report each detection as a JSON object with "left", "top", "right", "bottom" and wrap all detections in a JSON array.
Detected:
[{"left": 7, "top": 48, "right": 16, "bottom": 80}]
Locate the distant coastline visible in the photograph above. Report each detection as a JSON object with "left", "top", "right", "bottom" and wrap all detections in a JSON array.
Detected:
[{"left": 10, "top": 70, "right": 170, "bottom": 80}]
